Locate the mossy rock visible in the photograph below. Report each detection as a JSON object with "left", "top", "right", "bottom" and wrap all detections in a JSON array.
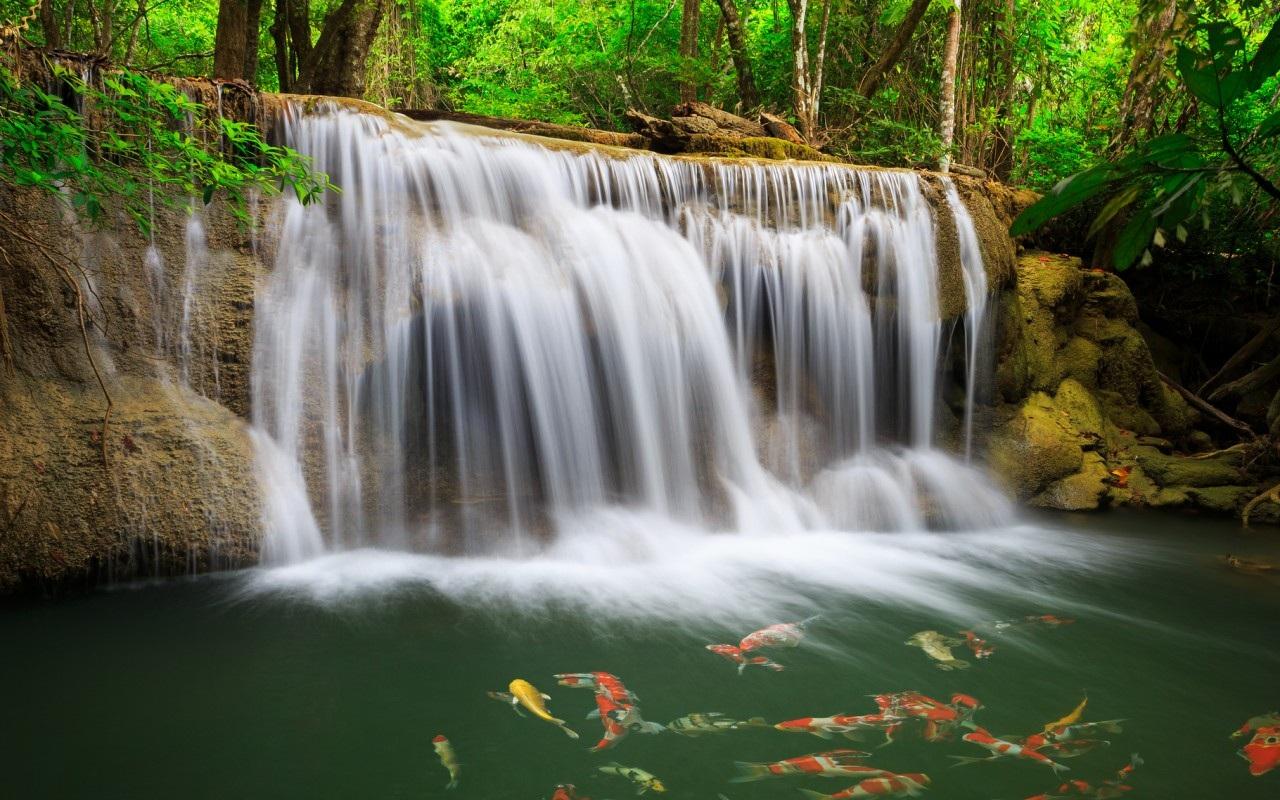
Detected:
[
  {"left": 1185, "top": 485, "right": 1255, "bottom": 514},
  {"left": 1134, "top": 446, "right": 1244, "bottom": 488},
  {"left": 1054, "top": 378, "right": 1105, "bottom": 438},
  {"left": 988, "top": 392, "right": 1085, "bottom": 499},
  {"left": 1080, "top": 271, "right": 1139, "bottom": 322},
  {"left": 1097, "top": 390, "right": 1162, "bottom": 436},
  {"left": 1031, "top": 451, "right": 1109, "bottom": 511},
  {"left": 1058, "top": 337, "right": 1102, "bottom": 388},
  {"left": 1016, "top": 253, "right": 1084, "bottom": 313}
]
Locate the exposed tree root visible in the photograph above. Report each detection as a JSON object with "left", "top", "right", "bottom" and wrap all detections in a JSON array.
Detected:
[
  {"left": 0, "top": 208, "right": 112, "bottom": 467},
  {"left": 1242, "top": 479, "right": 1280, "bottom": 528}
]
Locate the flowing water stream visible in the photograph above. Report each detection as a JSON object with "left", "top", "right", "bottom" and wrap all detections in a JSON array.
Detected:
[{"left": 4, "top": 107, "right": 1277, "bottom": 799}]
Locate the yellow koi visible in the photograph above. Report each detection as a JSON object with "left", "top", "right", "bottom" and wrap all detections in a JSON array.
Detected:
[
  {"left": 490, "top": 679, "right": 580, "bottom": 739},
  {"left": 1044, "top": 696, "right": 1088, "bottom": 733}
]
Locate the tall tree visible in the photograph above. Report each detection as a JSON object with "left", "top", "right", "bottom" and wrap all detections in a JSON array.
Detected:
[
  {"left": 1108, "top": 0, "right": 1182, "bottom": 155},
  {"left": 786, "top": 0, "right": 831, "bottom": 143},
  {"left": 301, "top": 0, "right": 389, "bottom": 97},
  {"left": 213, "top": 0, "right": 263, "bottom": 83},
  {"left": 938, "top": 0, "right": 961, "bottom": 172},
  {"left": 713, "top": 0, "right": 760, "bottom": 111},
  {"left": 679, "top": 0, "right": 701, "bottom": 103},
  {"left": 855, "top": 0, "right": 932, "bottom": 100}
]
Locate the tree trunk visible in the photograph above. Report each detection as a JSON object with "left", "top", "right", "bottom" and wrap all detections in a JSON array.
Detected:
[
  {"left": 38, "top": 0, "right": 60, "bottom": 48},
  {"left": 213, "top": 0, "right": 249, "bottom": 80},
  {"left": 987, "top": 0, "right": 1016, "bottom": 179},
  {"left": 242, "top": 0, "right": 264, "bottom": 84},
  {"left": 299, "top": 0, "right": 388, "bottom": 97},
  {"left": 270, "top": 0, "right": 291, "bottom": 91},
  {"left": 712, "top": 0, "right": 760, "bottom": 111},
  {"left": 679, "top": 0, "right": 701, "bottom": 104},
  {"left": 856, "top": 0, "right": 931, "bottom": 99},
  {"left": 938, "top": 0, "right": 961, "bottom": 172},
  {"left": 1108, "top": 0, "right": 1181, "bottom": 155},
  {"left": 787, "top": 0, "right": 813, "bottom": 142}
]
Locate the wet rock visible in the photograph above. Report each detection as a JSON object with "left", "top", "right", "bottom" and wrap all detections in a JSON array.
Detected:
[
  {"left": 1134, "top": 447, "right": 1243, "bottom": 488},
  {"left": 989, "top": 392, "right": 1084, "bottom": 499},
  {"left": 1032, "top": 451, "right": 1110, "bottom": 511}
]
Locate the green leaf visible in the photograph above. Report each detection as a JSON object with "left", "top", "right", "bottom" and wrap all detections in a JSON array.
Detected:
[
  {"left": 1010, "top": 165, "right": 1115, "bottom": 236},
  {"left": 1206, "top": 22, "right": 1244, "bottom": 67},
  {"left": 1177, "top": 45, "right": 1222, "bottom": 108},
  {"left": 1248, "top": 18, "right": 1280, "bottom": 90},
  {"left": 202, "top": 184, "right": 215, "bottom": 205},
  {"left": 1114, "top": 203, "right": 1158, "bottom": 271},
  {"left": 1258, "top": 109, "right": 1280, "bottom": 140},
  {"left": 1086, "top": 184, "right": 1141, "bottom": 239}
]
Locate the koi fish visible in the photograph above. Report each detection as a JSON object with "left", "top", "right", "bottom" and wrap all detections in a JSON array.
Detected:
[
  {"left": 872, "top": 691, "right": 980, "bottom": 743},
  {"left": 432, "top": 734, "right": 460, "bottom": 789},
  {"left": 705, "top": 644, "right": 786, "bottom": 674},
  {"left": 738, "top": 616, "right": 821, "bottom": 651},
  {"left": 557, "top": 671, "right": 660, "bottom": 750},
  {"left": 1239, "top": 724, "right": 1280, "bottom": 776},
  {"left": 549, "top": 785, "right": 586, "bottom": 800},
  {"left": 598, "top": 762, "right": 666, "bottom": 794},
  {"left": 731, "top": 751, "right": 884, "bottom": 782},
  {"left": 995, "top": 614, "right": 1075, "bottom": 631},
  {"left": 1044, "top": 697, "right": 1088, "bottom": 733},
  {"left": 1232, "top": 711, "right": 1280, "bottom": 739},
  {"left": 666, "top": 712, "right": 768, "bottom": 737},
  {"left": 960, "top": 629, "right": 996, "bottom": 659},
  {"left": 1023, "top": 754, "right": 1141, "bottom": 799},
  {"left": 1047, "top": 720, "right": 1125, "bottom": 742},
  {"left": 775, "top": 714, "right": 900, "bottom": 740},
  {"left": 951, "top": 728, "right": 1068, "bottom": 773},
  {"left": 1223, "top": 554, "right": 1277, "bottom": 574},
  {"left": 905, "top": 630, "right": 970, "bottom": 670},
  {"left": 797, "top": 773, "right": 930, "bottom": 799},
  {"left": 487, "top": 679, "right": 579, "bottom": 739}
]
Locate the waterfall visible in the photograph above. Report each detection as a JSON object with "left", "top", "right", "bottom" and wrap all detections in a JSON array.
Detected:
[{"left": 250, "top": 105, "right": 1011, "bottom": 564}]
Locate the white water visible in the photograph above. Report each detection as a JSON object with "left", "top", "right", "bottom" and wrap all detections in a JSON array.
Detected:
[{"left": 247, "top": 105, "right": 1018, "bottom": 587}]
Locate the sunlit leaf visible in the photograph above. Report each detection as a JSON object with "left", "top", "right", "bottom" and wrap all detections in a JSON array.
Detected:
[{"left": 1010, "top": 166, "right": 1115, "bottom": 236}]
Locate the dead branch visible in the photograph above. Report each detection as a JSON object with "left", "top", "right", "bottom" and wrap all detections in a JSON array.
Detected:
[
  {"left": 1208, "top": 353, "right": 1280, "bottom": 404},
  {"left": 1158, "top": 371, "right": 1257, "bottom": 440},
  {"left": 1199, "top": 317, "right": 1280, "bottom": 396}
]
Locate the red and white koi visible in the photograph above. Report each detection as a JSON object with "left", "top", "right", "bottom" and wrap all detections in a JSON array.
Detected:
[
  {"left": 775, "top": 713, "right": 901, "bottom": 740},
  {"left": 1022, "top": 754, "right": 1141, "bottom": 799},
  {"left": 555, "top": 671, "right": 662, "bottom": 751},
  {"left": 731, "top": 750, "right": 884, "bottom": 782},
  {"left": 960, "top": 629, "right": 995, "bottom": 659},
  {"left": 1239, "top": 723, "right": 1280, "bottom": 776},
  {"left": 797, "top": 773, "right": 930, "bottom": 799},
  {"left": 549, "top": 785, "right": 587, "bottom": 800},
  {"left": 951, "top": 727, "right": 1068, "bottom": 773},
  {"left": 705, "top": 644, "right": 786, "bottom": 674},
  {"left": 739, "top": 615, "right": 820, "bottom": 651},
  {"left": 870, "top": 691, "right": 980, "bottom": 743}
]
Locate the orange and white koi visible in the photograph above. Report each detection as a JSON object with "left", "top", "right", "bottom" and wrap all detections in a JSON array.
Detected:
[
  {"left": 731, "top": 750, "right": 883, "bottom": 782},
  {"left": 432, "top": 734, "right": 460, "bottom": 789},
  {"left": 555, "top": 671, "right": 661, "bottom": 751},
  {"left": 951, "top": 727, "right": 1068, "bottom": 773},
  {"left": 1023, "top": 754, "right": 1141, "bottom": 799},
  {"left": 872, "top": 691, "right": 980, "bottom": 743},
  {"left": 1239, "top": 724, "right": 1280, "bottom": 776},
  {"left": 705, "top": 644, "right": 785, "bottom": 674},
  {"left": 549, "top": 785, "right": 587, "bottom": 800},
  {"left": 797, "top": 773, "right": 930, "bottom": 799},
  {"left": 960, "top": 629, "right": 995, "bottom": 659}
]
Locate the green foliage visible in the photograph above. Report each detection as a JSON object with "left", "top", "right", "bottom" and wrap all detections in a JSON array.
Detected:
[
  {"left": 1012, "top": 15, "right": 1280, "bottom": 271},
  {"left": 0, "top": 59, "right": 333, "bottom": 234}
]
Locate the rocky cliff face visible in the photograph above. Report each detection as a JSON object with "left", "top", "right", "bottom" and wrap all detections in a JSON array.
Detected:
[
  {"left": 986, "top": 251, "right": 1274, "bottom": 522},
  {"left": 0, "top": 189, "right": 265, "bottom": 593}
]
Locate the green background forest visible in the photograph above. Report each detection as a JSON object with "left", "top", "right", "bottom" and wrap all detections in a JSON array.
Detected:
[{"left": 1, "top": 0, "right": 1277, "bottom": 286}]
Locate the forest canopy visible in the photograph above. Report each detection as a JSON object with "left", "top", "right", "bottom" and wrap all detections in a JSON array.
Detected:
[{"left": 1, "top": 0, "right": 1277, "bottom": 281}]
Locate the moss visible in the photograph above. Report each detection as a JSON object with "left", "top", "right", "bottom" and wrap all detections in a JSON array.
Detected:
[
  {"left": 1185, "top": 485, "right": 1254, "bottom": 514},
  {"left": 988, "top": 392, "right": 1085, "bottom": 499},
  {"left": 1031, "top": 451, "right": 1110, "bottom": 511},
  {"left": 1054, "top": 378, "right": 1105, "bottom": 436},
  {"left": 1133, "top": 446, "right": 1243, "bottom": 488},
  {"left": 1058, "top": 337, "right": 1102, "bottom": 388},
  {"left": 1016, "top": 252, "right": 1084, "bottom": 312},
  {"left": 1097, "top": 390, "right": 1162, "bottom": 436}
]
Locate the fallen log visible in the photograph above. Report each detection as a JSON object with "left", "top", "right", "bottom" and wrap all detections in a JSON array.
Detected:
[{"left": 398, "top": 109, "right": 649, "bottom": 149}]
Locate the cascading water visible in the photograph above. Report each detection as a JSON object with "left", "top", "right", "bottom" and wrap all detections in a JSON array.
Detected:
[{"left": 250, "top": 104, "right": 1013, "bottom": 571}]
